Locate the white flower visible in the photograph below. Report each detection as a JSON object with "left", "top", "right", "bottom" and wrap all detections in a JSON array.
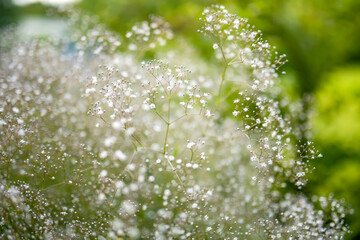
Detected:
[
  {"left": 99, "top": 170, "right": 108, "bottom": 178},
  {"left": 187, "top": 141, "right": 196, "bottom": 149},
  {"left": 114, "top": 150, "right": 127, "bottom": 161},
  {"left": 112, "top": 121, "right": 122, "bottom": 130},
  {"left": 205, "top": 109, "right": 212, "bottom": 117},
  {"left": 12, "top": 107, "right": 19, "bottom": 113},
  {"left": 99, "top": 151, "right": 108, "bottom": 159}
]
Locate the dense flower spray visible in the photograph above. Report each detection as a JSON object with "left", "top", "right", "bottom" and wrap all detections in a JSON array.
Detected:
[{"left": 0, "top": 5, "right": 349, "bottom": 239}]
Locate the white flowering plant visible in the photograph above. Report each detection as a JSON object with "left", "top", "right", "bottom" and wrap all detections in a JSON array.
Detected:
[{"left": 0, "top": 5, "right": 350, "bottom": 239}]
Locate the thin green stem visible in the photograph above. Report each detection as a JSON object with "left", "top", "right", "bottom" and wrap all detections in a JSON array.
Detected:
[
  {"left": 153, "top": 109, "right": 168, "bottom": 124},
  {"left": 163, "top": 94, "right": 171, "bottom": 153},
  {"left": 110, "top": 151, "right": 137, "bottom": 205},
  {"left": 218, "top": 63, "right": 228, "bottom": 98},
  {"left": 217, "top": 44, "right": 228, "bottom": 98},
  {"left": 163, "top": 123, "right": 170, "bottom": 154},
  {"left": 169, "top": 113, "right": 201, "bottom": 125},
  {"left": 200, "top": 43, "right": 230, "bottom": 137},
  {"left": 166, "top": 157, "right": 185, "bottom": 191},
  {"left": 41, "top": 181, "right": 66, "bottom": 192}
]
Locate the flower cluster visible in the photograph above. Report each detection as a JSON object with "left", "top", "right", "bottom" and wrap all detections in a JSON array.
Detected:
[
  {"left": 199, "top": 5, "right": 287, "bottom": 92},
  {"left": 0, "top": 5, "right": 350, "bottom": 240},
  {"left": 126, "top": 15, "right": 173, "bottom": 51},
  {"left": 200, "top": 5, "right": 315, "bottom": 188},
  {"left": 69, "top": 11, "right": 122, "bottom": 57}
]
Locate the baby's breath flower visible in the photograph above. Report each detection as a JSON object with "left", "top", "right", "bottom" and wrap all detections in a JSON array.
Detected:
[{"left": 0, "top": 6, "right": 348, "bottom": 240}]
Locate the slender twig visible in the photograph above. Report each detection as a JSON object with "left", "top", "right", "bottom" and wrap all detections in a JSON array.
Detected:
[
  {"left": 166, "top": 157, "right": 185, "bottom": 191},
  {"left": 41, "top": 181, "right": 67, "bottom": 192},
  {"left": 110, "top": 151, "right": 137, "bottom": 205},
  {"left": 153, "top": 109, "right": 168, "bottom": 124},
  {"left": 163, "top": 94, "right": 172, "bottom": 153},
  {"left": 169, "top": 113, "right": 201, "bottom": 125},
  {"left": 217, "top": 44, "right": 228, "bottom": 98}
]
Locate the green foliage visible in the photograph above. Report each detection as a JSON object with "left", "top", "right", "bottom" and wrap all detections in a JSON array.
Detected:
[
  {"left": 0, "top": 0, "right": 18, "bottom": 28},
  {"left": 314, "top": 66, "right": 360, "bottom": 151},
  {"left": 310, "top": 66, "right": 360, "bottom": 239}
]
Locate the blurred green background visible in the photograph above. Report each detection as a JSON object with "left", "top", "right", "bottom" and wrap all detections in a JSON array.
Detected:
[{"left": 1, "top": 0, "right": 360, "bottom": 238}]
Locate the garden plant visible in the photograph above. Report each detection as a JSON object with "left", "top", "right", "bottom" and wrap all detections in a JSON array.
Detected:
[{"left": 0, "top": 5, "right": 349, "bottom": 239}]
